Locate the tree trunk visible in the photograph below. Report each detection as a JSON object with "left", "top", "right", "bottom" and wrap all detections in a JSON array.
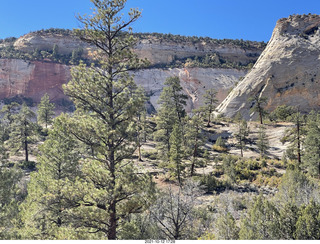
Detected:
[
  {"left": 190, "top": 142, "right": 198, "bottom": 177},
  {"left": 259, "top": 109, "right": 263, "bottom": 124},
  {"left": 108, "top": 200, "right": 117, "bottom": 240},
  {"left": 24, "top": 120, "right": 29, "bottom": 162},
  {"left": 206, "top": 108, "right": 212, "bottom": 127},
  {"left": 297, "top": 120, "right": 301, "bottom": 164},
  {"left": 138, "top": 144, "right": 142, "bottom": 161}
]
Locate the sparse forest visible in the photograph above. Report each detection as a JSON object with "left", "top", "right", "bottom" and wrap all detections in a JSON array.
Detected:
[{"left": 0, "top": 0, "right": 320, "bottom": 241}]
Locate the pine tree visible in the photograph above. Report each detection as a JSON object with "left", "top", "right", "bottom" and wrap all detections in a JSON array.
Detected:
[
  {"left": 61, "top": 0, "right": 153, "bottom": 239},
  {"left": 256, "top": 125, "right": 269, "bottom": 158},
  {"left": 303, "top": 113, "right": 320, "bottom": 178},
  {"left": 248, "top": 94, "right": 268, "bottom": 124},
  {"left": 295, "top": 200, "right": 320, "bottom": 240},
  {"left": 37, "top": 93, "right": 55, "bottom": 129},
  {"left": 281, "top": 112, "right": 305, "bottom": 164},
  {"left": 0, "top": 166, "right": 23, "bottom": 239},
  {"left": 20, "top": 114, "right": 83, "bottom": 239},
  {"left": 169, "top": 123, "right": 184, "bottom": 184},
  {"left": 185, "top": 112, "right": 206, "bottom": 177},
  {"left": 215, "top": 212, "right": 239, "bottom": 240},
  {"left": 8, "top": 103, "right": 38, "bottom": 162},
  {"left": 235, "top": 120, "right": 250, "bottom": 157},
  {"left": 154, "top": 76, "right": 187, "bottom": 161},
  {"left": 202, "top": 88, "right": 218, "bottom": 127},
  {"left": 239, "top": 195, "right": 280, "bottom": 240}
]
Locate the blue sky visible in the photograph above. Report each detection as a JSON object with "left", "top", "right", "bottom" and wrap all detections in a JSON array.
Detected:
[{"left": 0, "top": 0, "right": 319, "bottom": 41}]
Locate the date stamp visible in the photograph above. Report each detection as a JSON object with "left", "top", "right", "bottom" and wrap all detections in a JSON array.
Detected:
[{"left": 145, "top": 240, "right": 175, "bottom": 244}]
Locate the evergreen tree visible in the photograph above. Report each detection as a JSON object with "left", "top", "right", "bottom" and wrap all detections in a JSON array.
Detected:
[
  {"left": 295, "top": 200, "right": 320, "bottom": 240},
  {"left": 222, "top": 154, "right": 237, "bottom": 184},
  {"left": 20, "top": 114, "right": 83, "bottom": 239},
  {"left": 239, "top": 195, "right": 280, "bottom": 240},
  {"left": 256, "top": 125, "right": 269, "bottom": 158},
  {"left": 248, "top": 94, "right": 268, "bottom": 124},
  {"left": 279, "top": 203, "right": 300, "bottom": 239},
  {"left": 202, "top": 88, "right": 218, "bottom": 127},
  {"left": 281, "top": 112, "right": 306, "bottom": 164},
  {"left": 52, "top": 44, "right": 59, "bottom": 61},
  {"left": 0, "top": 166, "right": 23, "bottom": 239},
  {"left": 276, "top": 165, "right": 317, "bottom": 207},
  {"left": 62, "top": 0, "right": 153, "bottom": 239},
  {"left": 235, "top": 120, "right": 250, "bottom": 157},
  {"left": 154, "top": 76, "right": 187, "bottom": 161},
  {"left": 37, "top": 93, "right": 55, "bottom": 129},
  {"left": 185, "top": 112, "right": 206, "bottom": 177},
  {"left": 0, "top": 102, "right": 20, "bottom": 126},
  {"left": 8, "top": 103, "right": 38, "bottom": 162},
  {"left": 169, "top": 123, "right": 184, "bottom": 184},
  {"left": 303, "top": 113, "right": 320, "bottom": 178},
  {"left": 215, "top": 212, "right": 239, "bottom": 240}
]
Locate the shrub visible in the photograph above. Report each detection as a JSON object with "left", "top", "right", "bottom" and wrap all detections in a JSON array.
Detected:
[
  {"left": 142, "top": 149, "right": 158, "bottom": 160},
  {"left": 19, "top": 161, "right": 36, "bottom": 171},
  {"left": 196, "top": 173, "right": 220, "bottom": 193},
  {"left": 212, "top": 136, "right": 228, "bottom": 152}
]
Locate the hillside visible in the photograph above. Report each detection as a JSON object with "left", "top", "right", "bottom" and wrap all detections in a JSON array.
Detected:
[
  {"left": 217, "top": 14, "right": 320, "bottom": 119},
  {"left": 0, "top": 30, "right": 265, "bottom": 111}
]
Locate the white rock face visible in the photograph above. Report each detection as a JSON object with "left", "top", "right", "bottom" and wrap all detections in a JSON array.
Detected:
[
  {"left": 217, "top": 14, "right": 320, "bottom": 119},
  {"left": 133, "top": 68, "right": 246, "bottom": 112},
  {"left": 14, "top": 32, "right": 263, "bottom": 66},
  {"left": 0, "top": 58, "right": 246, "bottom": 111}
]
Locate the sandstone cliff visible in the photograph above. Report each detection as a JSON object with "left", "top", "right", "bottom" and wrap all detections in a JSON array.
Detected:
[
  {"left": 0, "top": 59, "right": 70, "bottom": 103},
  {"left": 13, "top": 30, "right": 264, "bottom": 67},
  {"left": 0, "top": 31, "right": 260, "bottom": 111},
  {"left": 217, "top": 14, "right": 320, "bottom": 119},
  {"left": 0, "top": 58, "right": 246, "bottom": 112}
]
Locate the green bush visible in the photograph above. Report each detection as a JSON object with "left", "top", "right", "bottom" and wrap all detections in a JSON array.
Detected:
[
  {"left": 194, "top": 173, "right": 220, "bottom": 193},
  {"left": 142, "top": 149, "right": 158, "bottom": 160},
  {"left": 19, "top": 161, "right": 36, "bottom": 171}
]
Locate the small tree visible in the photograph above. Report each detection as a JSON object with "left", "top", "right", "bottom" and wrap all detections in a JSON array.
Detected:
[
  {"left": 37, "top": 93, "right": 55, "bottom": 129},
  {"left": 202, "top": 88, "right": 218, "bottom": 127},
  {"left": 249, "top": 94, "right": 268, "bottom": 124},
  {"left": 8, "top": 103, "right": 38, "bottom": 162},
  {"left": 239, "top": 195, "right": 280, "bottom": 240},
  {"left": 295, "top": 200, "right": 320, "bottom": 240},
  {"left": 281, "top": 112, "right": 306, "bottom": 164},
  {"left": 0, "top": 166, "right": 23, "bottom": 239},
  {"left": 256, "top": 125, "right": 269, "bottom": 158},
  {"left": 222, "top": 154, "right": 237, "bottom": 184},
  {"left": 169, "top": 123, "right": 185, "bottom": 184},
  {"left": 185, "top": 112, "right": 206, "bottom": 177},
  {"left": 215, "top": 212, "right": 239, "bottom": 240},
  {"left": 235, "top": 120, "right": 250, "bottom": 157},
  {"left": 150, "top": 181, "right": 203, "bottom": 240}
]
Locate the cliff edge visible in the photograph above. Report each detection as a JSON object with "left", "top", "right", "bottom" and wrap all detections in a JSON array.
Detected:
[{"left": 217, "top": 14, "right": 320, "bottom": 119}]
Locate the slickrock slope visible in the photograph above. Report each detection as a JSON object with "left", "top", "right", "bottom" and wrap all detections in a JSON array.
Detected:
[{"left": 217, "top": 14, "right": 320, "bottom": 119}]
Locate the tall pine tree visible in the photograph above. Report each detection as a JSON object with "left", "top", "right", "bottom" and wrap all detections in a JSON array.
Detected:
[{"left": 61, "top": 0, "right": 153, "bottom": 239}]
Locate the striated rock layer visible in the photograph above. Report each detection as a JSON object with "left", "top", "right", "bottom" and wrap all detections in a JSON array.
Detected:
[
  {"left": 0, "top": 58, "right": 246, "bottom": 111},
  {"left": 13, "top": 32, "right": 264, "bottom": 66},
  {"left": 0, "top": 59, "right": 70, "bottom": 103},
  {"left": 217, "top": 14, "right": 320, "bottom": 119}
]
